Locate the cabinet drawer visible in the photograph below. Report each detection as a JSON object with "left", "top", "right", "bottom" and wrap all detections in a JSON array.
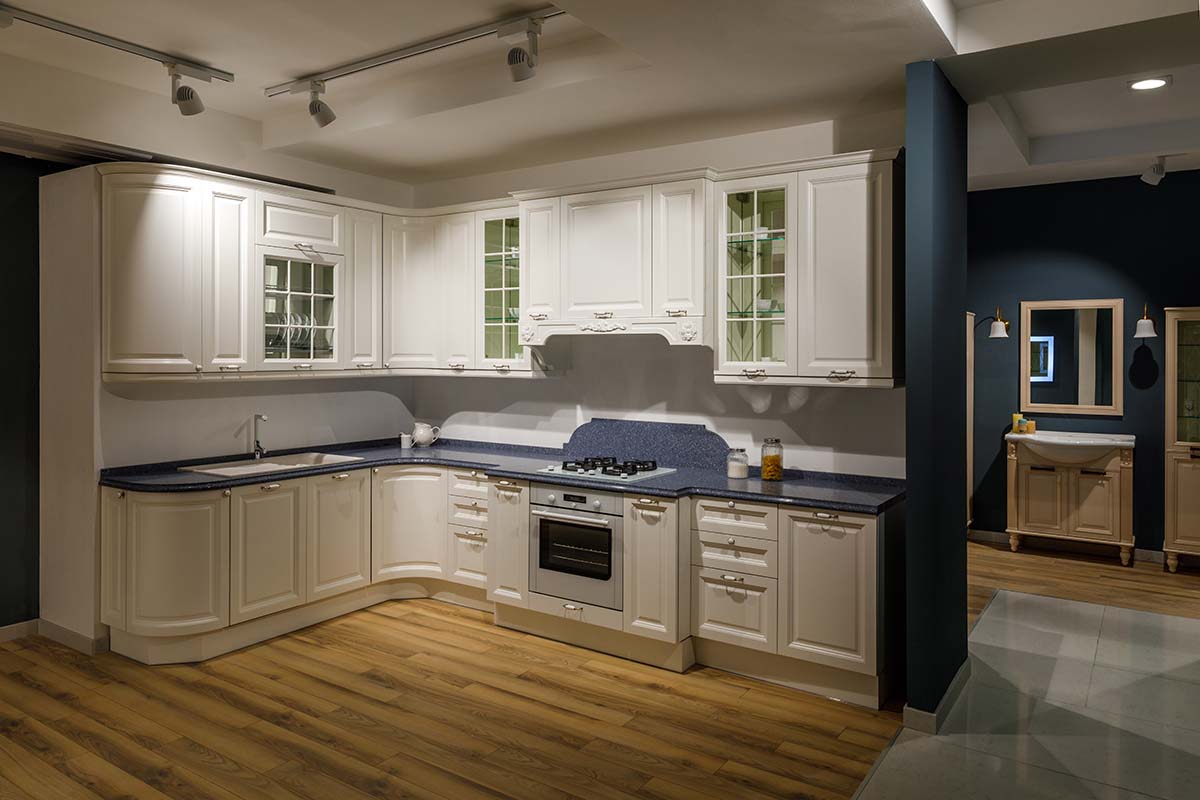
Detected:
[
  {"left": 691, "top": 566, "right": 777, "bottom": 653},
  {"left": 528, "top": 591, "right": 623, "bottom": 632},
  {"left": 692, "top": 497, "right": 778, "bottom": 540},
  {"left": 448, "top": 468, "right": 490, "bottom": 500},
  {"left": 447, "top": 525, "right": 488, "bottom": 588},
  {"left": 258, "top": 192, "right": 344, "bottom": 254},
  {"left": 691, "top": 530, "right": 777, "bottom": 578},
  {"left": 448, "top": 495, "right": 489, "bottom": 529}
]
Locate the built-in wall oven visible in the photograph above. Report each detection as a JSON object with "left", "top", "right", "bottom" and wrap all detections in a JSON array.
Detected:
[{"left": 529, "top": 483, "right": 623, "bottom": 610}]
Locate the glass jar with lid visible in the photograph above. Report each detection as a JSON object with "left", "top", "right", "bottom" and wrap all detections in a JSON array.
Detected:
[
  {"left": 760, "top": 438, "right": 784, "bottom": 481},
  {"left": 727, "top": 448, "right": 749, "bottom": 479}
]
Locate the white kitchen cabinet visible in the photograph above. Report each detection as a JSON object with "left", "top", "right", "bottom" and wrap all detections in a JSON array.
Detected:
[
  {"left": 778, "top": 509, "right": 877, "bottom": 674},
  {"left": 796, "top": 161, "right": 893, "bottom": 381},
  {"left": 487, "top": 479, "right": 530, "bottom": 607},
  {"left": 560, "top": 186, "right": 653, "bottom": 319},
  {"left": 448, "top": 495, "right": 488, "bottom": 529},
  {"left": 342, "top": 209, "right": 383, "bottom": 369},
  {"left": 256, "top": 192, "right": 343, "bottom": 255},
  {"left": 230, "top": 479, "right": 307, "bottom": 625},
  {"left": 440, "top": 212, "right": 477, "bottom": 370},
  {"left": 382, "top": 215, "right": 439, "bottom": 369},
  {"left": 447, "top": 525, "right": 489, "bottom": 588},
  {"left": 691, "top": 529, "right": 777, "bottom": 579},
  {"left": 520, "top": 198, "right": 561, "bottom": 323},
  {"left": 254, "top": 245, "right": 344, "bottom": 372},
  {"left": 126, "top": 490, "right": 230, "bottom": 637},
  {"left": 692, "top": 497, "right": 778, "bottom": 540},
  {"left": 623, "top": 497, "right": 682, "bottom": 643},
  {"left": 477, "top": 207, "right": 529, "bottom": 371},
  {"left": 200, "top": 181, "right": 253, "bottom": 372},
  {"left": 448, "top": 468, "right": 490, "bottom": 500},
  {"left": 714, "top": 174, "right": 798, "bottom": 377},
  {"left": 306, "top": 469, "right": 372, "bottom": 602},
  {"left": 372, "top": 466, "right": 447, "bottom": 580},
  {"left": 652, "top": 180, "right": 708, "bottom": 319},
  {"left": 99, "top": 487, "right": 127, "bottom": 628},
  {"left": 102, "top": 172, "right": 203, "bottom": 373},
  {"left": 691, "top": 566, "right": 777, "bottom": 653}
]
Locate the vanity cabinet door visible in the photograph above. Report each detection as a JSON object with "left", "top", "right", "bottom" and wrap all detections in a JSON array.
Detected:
[
  {"left": 230, "top": 480, "right": 306, "bottom": 625},
  {"left": 1166, "top": 451, "right": 1200, "bottom": 553},
  {"left": 201, "top": 181, "right": 253, "bottom": 372},
  {"left": 624, "top": 497, "right": 681, "bottom": 643},
  {"left": 307, "top": 470, "right": 372, "bottom": 601},
  {"left": 487, "top": 479, "right": 529, "bottom": 607},
  {"left": 1069, "top": 469, "right": 1120, "bottom": 542},
  {"left": 560, "top": 186, "right": 653, "bottom": 319},
  {"left": 126, "top": 490, "right": 229, "bottom": 637},
  {"left": 1018, "top": 465, "right": 1067, "bottom": 535},
  {"left": 372, "top": 466, "right": 447, "bottom": 580}
]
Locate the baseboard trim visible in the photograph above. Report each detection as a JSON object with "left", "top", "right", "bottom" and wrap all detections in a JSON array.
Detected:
[
  {"left": 0, "top": 619, "right": 37, "bottom": 643},
  {"left": 968, "top": 528, "right": 1164, "bottom": 564},
  {"left": 903, "top": 656, "right": 971, "bottom": 734},
  {"left": 38, "top": 618, "right": 108, "bottom": 654}
]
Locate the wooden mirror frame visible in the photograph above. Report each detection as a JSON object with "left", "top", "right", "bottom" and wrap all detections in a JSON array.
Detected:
[{"left": 1020, "top": 298, "right": 1123, "bottom": 417}]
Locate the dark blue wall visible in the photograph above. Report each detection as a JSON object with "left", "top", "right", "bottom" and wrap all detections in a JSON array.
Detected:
[
  {"left": 904, "top": 61, "right": 968, "bottom": 714},
  {"left": 969, "top": 169, "right": 1200, "bottom": 551},
  {"left": 0, "top": 153, "right": 56, "bottom": 627}
]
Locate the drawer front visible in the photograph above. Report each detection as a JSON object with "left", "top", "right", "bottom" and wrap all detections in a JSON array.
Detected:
[
  {"left": 691, "top": 566, "right": 777, "bottom": 653},
  {"left": 692, "top": 497, "right": 778, "bottom": 540},
  {"left": 258, "top": 192, "right": 343, "bottom": 254},
  {"left": 448, "top": 495, "right": 489, "bottom": 529},
  {"left": 528, "top": 591, "right": 623, "bottom": 632},
  {"left": 691, "top": 530, "right": 777, "bottom": 578},
  {"left": 448, "top": 468, "right": 490, "bottom": 500},
  {"left": 446, "top": 525, "right": 488, "bottom": 588}
]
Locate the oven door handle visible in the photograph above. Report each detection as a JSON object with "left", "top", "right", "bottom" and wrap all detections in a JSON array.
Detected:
[{"left": 530, "top": 509, "right": 612, "bottom": 528}]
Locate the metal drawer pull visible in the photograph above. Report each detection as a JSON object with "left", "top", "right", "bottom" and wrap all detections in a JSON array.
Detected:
[
  {"left": 726, "top": 537, "right": 736, "bottom": 545},
  {"left": 223, "top": 490, "right": 231, "bottom": 497},
  {"left": 1081, "top": 469, "right": 1107, "bottom": 476},
  {"left": 720, "top": 574, "right": 745, "bottom": 583},
  {"left": 828, "top": 369, "right": 857, "bottom": 379},
  {"left": 665, "top": 308, "right": 688, "bottom": 317},
  {"left": 1031, "top": 465, "right": 1055, "bottom": 472},
  {"left": 261, "top": 483, "right": 281, "bottom": 492},
  {"left": 493, "top": 364, "right": 511, "bottom": 372},
  {"left": 470, "top": 501, "right": 479, "bottom": 507},
  {"left": 293, "top": 363, "right": 313, "bottom": 370},
  {"left": 727, "top": 500, "right": 736, "bottom": 508},
  {"left": 742, "top": 368, "right": 767, "bottom": 378},
  {"left": 528, "top": 311, "right": 548, "bottom": 320},
  {"left": 593, "top": 311, "right": 613, "bottom": 319},
  {"left": 470, "top": 470, "right": 478, "bottom": 477},
  {"left": 116, "top": 490, "right": 125, "bottom": 499},
  {"left": 218, "top": 365, "right": 240, "bottom": 371},
  {"left": 496, "top": 480, "right": 514, "bottom": 487},
  {"left": 463, "top": 530, "right": 484, "bottom": 538},
  {"left": 815, "top": 511, "right": 839, "bottom": 521},
  {"left": 448, "top": 362, "right": 465, "bottom": 369},
  {"left": 332, "top": 473, "right": 350, "bottom": 481},
  {"left": 355, "top": 363, "right": 375, "bottom": 368},
  {"left": 563, "top": 603, "right": 582, "bottom": 611}
]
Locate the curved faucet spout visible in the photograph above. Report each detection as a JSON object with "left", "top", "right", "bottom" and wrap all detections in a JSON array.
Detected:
[{"left": 252, "top": 413, "right": 269, "bottom": 459}]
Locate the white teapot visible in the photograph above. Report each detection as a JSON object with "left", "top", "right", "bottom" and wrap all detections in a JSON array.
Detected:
[{"left": 411, "top": 422, "right": 441, "bottom": 447}]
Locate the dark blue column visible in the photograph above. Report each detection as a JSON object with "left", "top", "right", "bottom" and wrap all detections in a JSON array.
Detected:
[{"left": 904, "top": 60, "right": 969, "bottom": 714}]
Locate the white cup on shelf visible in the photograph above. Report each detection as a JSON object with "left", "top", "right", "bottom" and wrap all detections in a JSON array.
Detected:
[{"left": 399, "top": 433, "right": 413, "bottom": 449}]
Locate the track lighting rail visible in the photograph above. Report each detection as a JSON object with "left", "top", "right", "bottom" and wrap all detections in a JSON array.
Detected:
[
  {"left": 0, "top": 2, "right": 234, "bottom": 82},
  {"left": 263, "top": 5, "right": 563, "bottom": 97}
]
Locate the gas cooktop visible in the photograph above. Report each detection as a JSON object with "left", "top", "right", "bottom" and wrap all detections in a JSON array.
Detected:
[{"left": 537, "top": 456, "right": 676, "bottom": 483}]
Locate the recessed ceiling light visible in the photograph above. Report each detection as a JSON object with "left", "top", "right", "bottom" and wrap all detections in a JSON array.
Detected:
[{"left": 1130, "top": 76, "right": 1171, "bottom": 91}]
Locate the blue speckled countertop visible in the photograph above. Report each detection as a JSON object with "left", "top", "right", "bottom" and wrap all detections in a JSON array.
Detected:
[{"left": 99, "top": 437, "right": 905, "bottom": 515}]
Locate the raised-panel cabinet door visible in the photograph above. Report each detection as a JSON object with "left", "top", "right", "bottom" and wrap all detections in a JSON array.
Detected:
[
  {"left": 440, "top": 212, "right": 476, "bottom": 370},
  {"left": 1019, "top": 465, "right": 1067, "bottom": 535},
  {"left": 1166, "top": 452, "right": 1200, "bottom": 552},
  {"left": 561, "top": 186, "right": 652, "bottom": 319},
  {"left": 382, "top": 216, "right": 441, "bottom": 369},
  {"left": 126, "top": 490, "right": 229, "bottom": 637},
  {"left": 230, "top": 480, "right": 306, "bottom": 625},
  {"left": 778, "top": 510, "right": 877, "bottom": 674},
  {"left": 257, "top": 192, "right": 344, "bottom": 254},
  {"left": 796, "top": 161, "right": 893, "bottom": 381},
  {"left": 520, "top": 198, "right": 560, "bottom": 323},
  {"left": 1069, "top": 469, "right": 1120, "bottom": 542},
  {"left": 652, "top": 180, "right": 708, "bottom": 319},
  {"left": 201, "top": 181, "right": 253, "bottom": 372},
  {"left": 102, "top": 173, "right": 203, "bottom": 373},
  {"left": 372, "top": 466, "right": 447, "bottom": 580},
  {"left": 100, "top": 487, "right": 127, "bottom": 629},
  {"left": 307, "top": 470, "right": 371, "bottom": 602},
  {"left": 447, "top": 525, "right": 489, "bottom": 588},
  {"left": 343, "top": 210, "right": 383, "bottom": 369},
  {"left": 691, "top": 566, "right": 777, "bottom": 653},
  {"left": 623, "top": 497, "right": 680, "bottom": 643},
  {"left": 487, "top": 479, "right": 529, "bottom": 607}
]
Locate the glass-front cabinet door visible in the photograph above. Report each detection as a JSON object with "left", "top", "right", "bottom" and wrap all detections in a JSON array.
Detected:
[
  {"left": 255, "top": 245, "right": 343, "bottom": 371},
  {"left": 1168, "top": 309, "right": 1200, "bottom": 447},
  {"left": 477, "top": 208, "right": 528, "bottom": 371},
  {"left": 715, "top": 174, "right": 798, "bottom": 377}
]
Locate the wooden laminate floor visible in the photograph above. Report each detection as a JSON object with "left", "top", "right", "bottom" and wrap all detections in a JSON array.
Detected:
[
  {"left": 0, "top": 599, "right": 900, "bottom": 800},
  {"left": 967, "top": 538, "right": 1200, "bottom": 628}
]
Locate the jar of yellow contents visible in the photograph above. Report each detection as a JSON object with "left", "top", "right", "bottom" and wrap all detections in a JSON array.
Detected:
[{"left": 760, "top": 437, "right": 784, "bottom": 481}]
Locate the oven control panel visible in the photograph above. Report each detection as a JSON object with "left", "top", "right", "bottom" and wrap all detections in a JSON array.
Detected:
[{"left": 530, "top": 484, "right": 623, "bottom": 516}]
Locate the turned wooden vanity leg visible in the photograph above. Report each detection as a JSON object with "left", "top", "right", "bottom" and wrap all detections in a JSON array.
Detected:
[
  {"left": 1009, "top": 533, "right": 1020, "bottom": 553},
  {"left": 1167, "top": 553, "right": 1179, "bottom": 573},
  {"left": 1120, "top": 546, "right": 1132, "bottom": 567}
]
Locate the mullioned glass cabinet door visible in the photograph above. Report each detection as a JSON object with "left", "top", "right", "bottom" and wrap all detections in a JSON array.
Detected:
[
  {"left": 1170, "top": 312, "right": 1200, "bottom": 446},
  {"left": 477, "top": 209, "right": 529, "bottom": 371},
  {"left": 257, "top": 246, "right": 343, "bottom": 371}
]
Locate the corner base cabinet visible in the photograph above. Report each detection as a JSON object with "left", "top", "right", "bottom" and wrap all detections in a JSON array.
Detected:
[{"left": 372, "top": 466, "right": 447, "bottom": 581}]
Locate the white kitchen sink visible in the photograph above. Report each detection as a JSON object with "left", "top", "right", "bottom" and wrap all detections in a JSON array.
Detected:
[
  {"left": 180, "top": 452, "right": 364, "bottom": 478},
  {"left": 1005, "top": 431, "right": 1135, "bottom": 464}
]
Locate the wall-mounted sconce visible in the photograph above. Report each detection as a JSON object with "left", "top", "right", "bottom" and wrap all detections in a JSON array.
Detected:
[
  {"left": 1133, "top": 303, "right": 1158, "bottom": 339},
  {"left": 975, "top": 306, "right": 1010, "bottom": 339}
]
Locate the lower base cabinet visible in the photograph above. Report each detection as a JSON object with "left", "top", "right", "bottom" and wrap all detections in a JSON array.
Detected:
[
  {"left": 372, "top": 465, "right": 448, "bottom": 581},
  {"left": 307, "top": 470, "right": 372, "bottom": 601},
  {"left": 691, "top": 566, "right": 778, "bottom": 653},
  {"left": 487, "top": 479, "right": 529, "bottom": 607},
  {"left": 624, "top": 496, "right": 682, "bottom": 643},
  {"left": 447, "top": 524, "right": 488, "bottom": 588},
  {"left": 230, "top": 479, "right": 307, "bottom": 625}
]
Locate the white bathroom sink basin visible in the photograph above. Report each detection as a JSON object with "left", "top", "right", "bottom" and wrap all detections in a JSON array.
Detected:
[
  {"left": 1005, "top": 431, "right": 1135, "bottom": 464},
  {"left": 180, "top": 452, "right": 363, "bottom": 478}
]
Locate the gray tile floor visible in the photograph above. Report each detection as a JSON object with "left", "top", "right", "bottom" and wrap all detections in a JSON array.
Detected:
[{"left": 857, "top": 590, "right": 1200, "bottom": 800}]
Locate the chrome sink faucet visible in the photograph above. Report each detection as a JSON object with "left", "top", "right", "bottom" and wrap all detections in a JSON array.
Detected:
[{"left": 252, "top": 413, "right": 268, "bottom": 459}]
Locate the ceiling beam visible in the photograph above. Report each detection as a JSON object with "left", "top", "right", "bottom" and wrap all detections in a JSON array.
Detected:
[
  {"left": 986, "top": 95, "right": 1029, "bottom": 164},
  {"left": 1030, "top": 117, "right": 1200, "bottom": 165}
]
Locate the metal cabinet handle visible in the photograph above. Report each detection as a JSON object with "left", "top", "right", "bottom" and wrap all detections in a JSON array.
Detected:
[
  {"left": 463, "top": 530, "right": 484, "bottom": 539},
  {"left": 665, "top": 308, "right": 688, "bottom": 317},
  {"left": 828, "top": 369, "right": 857, "bottom": 379},
  {"left": 448, "top": 361, "right": 466, "bottom": 369},
  {"left": 493, "top": 364, "right": 511, "bottom": 372},
  {"left": 496, "top": 480, "right": 514, "bottom": 487},
  {"left": 1080, "top": 469, "right": 1108, "bottom": 477},
  {"left": 332, "top": 473, "right": 350, "bottom": 481},
  {"left": 727, "top": 537, "right": 736, "bottom": 545},
  {"left": 223, "top": 490, "right": 231, "bottom": 497},
  {"left": 218, "top": 365, "right": 241, "bottom": 371},
  {"left": 727, "top": 501, "right": 736, "bottom": 508},
  {"left": 470, "top": 470, "right": 478, "bottom": 477},
  {"left": 355, "top": 363, "right": 375, "bottom": 369},
  {"left": 373, "top": 468, "right": 380, "bottom": 474},
  {"left": 1031, "top": 465, "right": 1055, "bottom": 472},
  {"left": 293, "top": 363, "right": 313, "bottom": 370},
  {"left": 528, "top": 311, "right": 548, "bottom": 320},
  {"left": 815, "top": 511, "right": 839, "bottom": 520},
  {"left": 593, "top": 311, "right": 614, "bottom": 319},
  {"left": 470, "top": 500, "right": 479, "bottom": 507},
  {"left": 742, "top": 368, "right": 766, "bottom": 378},
  {"left": 115, "top": 490, "right": 125, "bottom": 499},
  {"left": 720, "top": 574, "right": 745, "bottom": 583},
  {"left": 563, "top": 603, "right": 582, "bottom": 611},
  {"left": 260, "top": 483, "right": 281, "bottom": 492}
]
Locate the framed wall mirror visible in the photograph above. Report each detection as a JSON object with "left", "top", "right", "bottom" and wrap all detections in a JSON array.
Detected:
[{"left": 1020, "top": 299, "right": 1123, "bottom": 416}]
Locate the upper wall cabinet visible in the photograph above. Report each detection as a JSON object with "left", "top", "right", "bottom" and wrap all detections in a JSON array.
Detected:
[
  {"left": 253, "top": 245, "right": 345, "bottom": 372},
  {"left": 561, "top": 186, "right": 653, "bottom": 320},
  {"left": 477, "top": 208, "right": 530, "bottom": 372},
  {"left": 652, "top": 180, "right": 709, "bottom": 319},
  {"left": 256, "top": 192, "right": 344, "bottom": 255},
  {"left": 342, "top": 209, "right": 384, "bottom": 370},
  {"left": 201, "top": 181, "right": 254, "bottom": 372}
]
